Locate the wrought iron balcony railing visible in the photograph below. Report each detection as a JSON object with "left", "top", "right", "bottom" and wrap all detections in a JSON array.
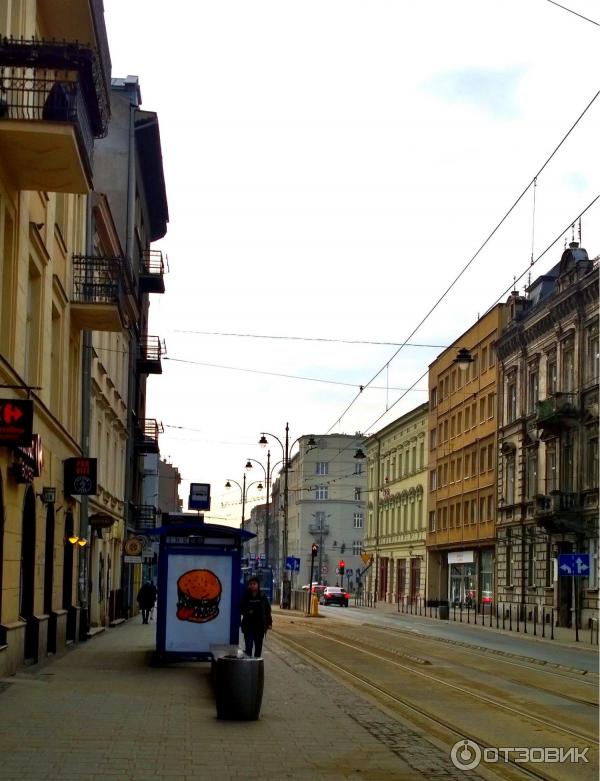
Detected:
[
  {"left": 134, "top": 419, "right": 163, "bottom": 454},
  {"left": 139, "top": 249, "right": 166, "bottom": 294},
  {"left": 72, "top": 254, "right": 123, "bottom": 305},
  {"left": 534, "top": 490, "right": 584, "bottom": 534},
  {"left": 137, "top": 336, "right": 164, "bottom": 374},
  {"left": 131, "top": 504, "right": 158, "bottom": 532},
  {"left": 536, "top": 393, "right": 578, "bottom": 425}
]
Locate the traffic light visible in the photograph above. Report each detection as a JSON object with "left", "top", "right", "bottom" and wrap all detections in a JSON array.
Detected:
[
  {"left": 311, "top": 543, "right": 318, "bottom": 557},
  {"left": 338, "top": 559, "right": 345, "bottom": 576}
]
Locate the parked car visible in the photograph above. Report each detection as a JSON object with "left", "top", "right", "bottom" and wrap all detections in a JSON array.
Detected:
[
  {"left": 319, "top": 586, "right": 349, "bottom": 607},
  {"left": 302, "top": 583, "right": 325, "bottom": 596}
]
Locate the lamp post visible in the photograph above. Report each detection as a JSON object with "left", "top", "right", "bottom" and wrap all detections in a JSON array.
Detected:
[
  {"left": 225, "top": 475, "right": 263, "bottom": 530},
  {"left": 258, "top": 425, "right": 317, "bottom": 605},
  {"left": 245, "top": 451, "right": 284, "bottom": 569}
]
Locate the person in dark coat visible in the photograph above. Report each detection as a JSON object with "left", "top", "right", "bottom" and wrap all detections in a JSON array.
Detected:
[
  {"left": 240, "top": 577, "right": 272, "bottom": 657},
  {"left": 137, "top": 581, "right": 157, "bottom": 624}
]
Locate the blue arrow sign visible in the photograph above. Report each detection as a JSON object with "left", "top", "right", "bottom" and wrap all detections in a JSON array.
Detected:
[
  {"left": 558, "top": 553, "right": 590, "bottom": 577},
  {"left": 285, "top": 556, "right": 301, "bottom": 571}
]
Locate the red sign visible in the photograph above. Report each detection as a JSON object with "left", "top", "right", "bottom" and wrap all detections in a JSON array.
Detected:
[
  {"left": 0, "top": 399, "right": 33, "bottom": 446},
  {"left": 64, "top": 457, "right": 98, "bottom": 496}
]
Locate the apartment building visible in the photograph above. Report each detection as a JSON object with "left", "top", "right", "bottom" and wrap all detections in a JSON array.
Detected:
[
  {"left": 495, "top": 243, "right": 599, "bottom": 629},
  {"left": 286, "top": 434, "right": 366, "bottom": 590},
  {"left": 364, "top": 403, "right": 429, "bottom": 604},
  {"left": 426, "top": 305, "right": 506, "bottom": 609}
]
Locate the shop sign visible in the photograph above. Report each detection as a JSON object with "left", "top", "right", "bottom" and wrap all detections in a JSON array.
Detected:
[
  {"left": 10, "top": 434, "right": 43, "bottom": 484},
  {"left": 188, "top": 483, "right": 211, "bottom": 511},
  {"left": 448, "top": 550, "right": 474, "bottom": 564},
  {"left": 0, "top": 399, "right": 33, "bottom": 446},
  {"left": 64, "top": 457, "right": 98, "bottom": 495}
]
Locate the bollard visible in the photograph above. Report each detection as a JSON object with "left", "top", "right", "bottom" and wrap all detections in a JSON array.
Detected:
[
  {"left": 516, "top": 606, "right": 520, "bottom": 633},
  {"left": 496, "top": 602, "right": 499, "bottom": 629},
  {"left": 509, "top": 605, "right": 512, "bottom": 631},
  {"left": 467, "top": 603, "right": 470, "bottom": 624},
  {"left": 533, "top": 606, "right": 537, "bottom": 636},
  {"left": 459, "top": 602, "right": 463, "bottom": 623},
  {"left": 453, "top": 602, "right": 456, "bottom": 622},
  {"left": 550, "top": 608, "right": 554, "bottom": 640},
  {"left": 542, "top": 607, "right": 546, "bottom": 638},
  {"left": 310, "top": 594, "right": 319, "bottom": 617},
  {"left": 524, "top": 606, "right": 527, "bottom": 634}
]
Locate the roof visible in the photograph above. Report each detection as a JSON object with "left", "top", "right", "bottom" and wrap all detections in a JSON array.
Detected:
[{"left": 135, "top": 109, "right": 169, "bottom": 241}]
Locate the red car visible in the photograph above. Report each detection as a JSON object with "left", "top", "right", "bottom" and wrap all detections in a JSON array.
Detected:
[{"left": 320, "top": 586, "right": 349, "bottom": 607}]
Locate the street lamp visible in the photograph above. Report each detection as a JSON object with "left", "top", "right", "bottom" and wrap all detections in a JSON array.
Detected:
[
  {"left": 225, "top": 475, "right": 263, "bottom": 529},
  {"left": 454, "top": 347, "right": 474, "bottom": 372},
  {"left": 258, "top": 424, "right": 317, "bottom": 604},
  {"left": 245, "top": 451, "right": 285, "bottom": 570}
]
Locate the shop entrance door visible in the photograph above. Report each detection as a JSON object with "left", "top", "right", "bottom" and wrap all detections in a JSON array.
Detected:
[{"left": 449, "top": 562, "right": 476, "bottom": 607}]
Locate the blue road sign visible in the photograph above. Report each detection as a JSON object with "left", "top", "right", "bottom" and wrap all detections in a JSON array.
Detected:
[
  {"left": 285, "top": 556, "right": 301, "bottom": 571},
  {"left": 558, "top": 553, "right": 590, "bottom": 577}
]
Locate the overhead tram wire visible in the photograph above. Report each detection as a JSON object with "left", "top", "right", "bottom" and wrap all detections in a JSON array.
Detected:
[
  {"left": 546, "top": 0, "right": 600, "bottom": 26},
  {"left": 324, "top": 88, "right": 600, "bottom": 434},
  {"left": 163, "top": 356, "right": 428, "bottom": 392},
  {"left": 318, "top": 196, "right": 600, "bottom": 471},
  {"left": 173, "top": 329, "right": 448, "bottom": 349}
]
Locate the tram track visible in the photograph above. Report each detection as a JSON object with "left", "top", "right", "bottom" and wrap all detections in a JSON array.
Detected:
[{"left": 275, "top": 631, "right": 566, "bottom": 781}]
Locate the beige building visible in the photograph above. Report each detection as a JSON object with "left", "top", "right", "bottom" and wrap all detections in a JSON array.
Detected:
[
  {"left": 364, "top": 403, "right": 429, "bottom": 604},
  {"left": 426, "top": 305, "right": 506, "bottom": 609},
  {"left": 0, "top": 0, "right": 112, "bottom": 674}
]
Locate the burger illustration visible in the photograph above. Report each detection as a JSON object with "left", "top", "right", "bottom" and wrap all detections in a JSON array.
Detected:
[{"left": 176, "top": 569, "right": 222, "bottom": 623}]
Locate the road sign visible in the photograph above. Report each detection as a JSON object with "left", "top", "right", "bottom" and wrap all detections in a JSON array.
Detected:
[
  {"left": 0, "top": 399, "right": 33, "bottom": 446},
  {"left": 361, "top": 553, "right": 371, "bottom": 565},
  {"left": 188, "top": 482, "right": 211, "bottom": 511},
  {"left": 285, "top": 556, "right": 300, "bottom": 571},
  {"left": 558, "top": 553, "right": 590, "bottom": 577}
]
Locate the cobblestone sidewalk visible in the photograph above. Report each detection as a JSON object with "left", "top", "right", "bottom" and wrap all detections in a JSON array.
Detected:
[{"left": 0, "top": 618, "right": 480, "bottom": 781}]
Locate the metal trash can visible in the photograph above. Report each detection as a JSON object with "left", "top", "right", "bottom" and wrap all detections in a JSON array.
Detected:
[
  {"left": 438, "top": 602, "right": 449, "bottom": 620},
  {"left": 215, "top": 655, "right": 264, "bottom": 720}
]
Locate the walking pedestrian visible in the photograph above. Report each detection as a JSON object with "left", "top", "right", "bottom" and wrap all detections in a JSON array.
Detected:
[
  {"left": 240, "top": 577, "right": 272, "bottom": 657},
  {"left": 137, "top": 580, "right": 157, "bottom": 624}
]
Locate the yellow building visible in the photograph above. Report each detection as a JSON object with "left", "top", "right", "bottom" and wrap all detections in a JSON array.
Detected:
[
  {"left": 364, "top": 403, "right": 429, "bottom": 604},
  {"left": 426, "top": 305, "right": 506, "bottom": 609},
  {"left": 0, "top": 0, "right": 112, "bottom": 674}
]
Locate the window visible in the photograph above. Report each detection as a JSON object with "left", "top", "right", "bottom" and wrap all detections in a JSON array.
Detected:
[
  {"left": 545, "top": 443, "right": 557, "bottom": 493},
  {"left": 442, "top": 462, "right": 448, "bottom": 486},
  {"left": 487, "top": 393, "right": 495, "bottom": 419},
  {"left": 481, "top": 346, "right": 487, "bottom": 371},
  {"left": 314, "top": 510, "right": 326, "bottom": 529},
  {"left": 455, "top": 502, "right": 461, "bottom": 526},
  {"left": 527, "top": 369, "right": 539, "bottom": 415},
  {"left": 419, "top": 442, "right": 424, "bottom": 470},
  {"left": 412, "top": 446, "right": 417, "bottom": 472},
  {"left": 441, "top": 506, "right": 447, "bottom": 530},
  {"left": 430, "top": 470, "right": 437, "bottom": 491},
  {"left": 545, "top": 540, "right": 554, "bottom": 587},
  {"left": 479, "top": 448, "right": 486, "bottom": 474},
  {"left": 587, "top": 324, "right": 599, "bottom": 384},
  {"left": 315, "top": 485, "right": 328, "bottom": 500},
  {"left": 430, "top": 387, "right": 438, "bottom": 409},
  {"left": 450, "top": 460, "right": 455, "bottom": 483},
  {"left": 451, "top": 370, "right": 456, "bottom": 393},
  {"left": 527, "top": 542, "right": 535, "bottom": 587},
  {"left": 479, "top": 398, "right": 485, "bottom": 424},
  {"left": 471, "top": 452, "right": 478, "bottom": 477},
  {"left": 450, "top": 416, "right": 456, "bottom": 438},
  {"left": 526, "top": 448, "right": 538, "bottom": 499},
  {"left": 465, "top": 407, "right": 470, "bottom": 430},
  {"left": 456, "top": 457, "right": 462, "bottom": 480},
  {"left": 586, "top": 427, "right": 599, "bottom": 489},
  {"left": 449, "top": 504, "right": 455, "bottom": 527},
  {"left": 430, "top": 429, "right": 437, "bottom": 450},
  {"left": 457, "top": 411, "right": 462, "bottom": 432},
  {"left": 470, "top": 499, "right": 477, "bottom": 524},
  {"left": 354, "top": 487, "right": 362, "bottom": 501},
  {"left": 391, "top": 457, "right": 396, "bottom": 480},
  {"left": 353, "top": 512, "right": 363, "bottom": 529},
  {"left": 428, "top": 511, "right": 436, "bottom": 531},
  {"left": 398, "top": 451, "right": 403, "bottom": 476},
  {"left": 547, "top": 356, "right": 557, "bottom": 395},
  {"left": 443, "top": 420, "right": 448, "bottom": 442},
  {"left": 507, "top": 380, "right": 517, "bottom": 423},
  {"left": 479, "top": 497, "right": 486, "bottom": 522},
  {"left": 562, "top": 342, "right": 575, "bottom": 392},
  {"left": 561, "top": 431, "right": 574, "bottom": 492},
  {"left": 489, "top": 346, "right": 496, "bottom": 368},
  {"left": 354, "top": 461, "right": 363, "bottom": 476},
  {"left": 410, "top": 500, "right": 416, "bottom": 530},
  {"left": 471, "top": 402, "right": 477, "bottom": 427},
  {"left": 352, "top": 540, "right": 362, "bottom": 555},
  {"left": 506, "top": 529, "right": 513, "bottom": 585},
  {"left": 487, "top": 443, "right": 494, "bottom": 471},
  {"left": 505, "top": 455, "right": 515, "bottom": 504},
  {"left": 315, "top": 462, "right": 328, "bottom": 475},
  {"left": 481, "top": 550, "right": 493, "bottom": 600},
  {"left": 24, "top": 263, "right": 42, "bottom": 385},
  {"left": 487, "top": 495, "right": 494, "bottom": 521}
]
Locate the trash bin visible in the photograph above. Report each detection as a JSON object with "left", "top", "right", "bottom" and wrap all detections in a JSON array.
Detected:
[
  {"left": 215, "top": 655, "right": 264, "bottom": 720},
  {"left": 438, "top": 602, "right": 449, "bottom": 620}
]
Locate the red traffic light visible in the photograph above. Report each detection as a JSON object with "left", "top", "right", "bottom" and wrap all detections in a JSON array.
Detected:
[{"left": 339, "top": 560, "right": 345, "bottom": 568}]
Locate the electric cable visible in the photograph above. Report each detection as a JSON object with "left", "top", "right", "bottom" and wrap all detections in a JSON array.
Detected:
[
  {"left": 173, "top": 329, "right": 447, "bottom": 349},
  {"left": 545, "top": 0, "right": 600, "bottom": 26},
  {"left": 325, "top": 88, "right": 600, "bottom": 434}
]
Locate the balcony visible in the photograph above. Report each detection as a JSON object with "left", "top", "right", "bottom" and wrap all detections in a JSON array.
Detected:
[
  {"left": 534, "top": 490, "right": 584, "bottom": 534},
  {"left": 535, "top": 393, "right": 578, "bottom": 437},
  {"left": 134, "top": 419, "right": 163, "bottom": 454},
  {"left": 71, "top": 255, "right": 124, "bottom": 331},
  {"left": 0, "top": 39, "right": 109, "bottom": 192},
  {"left": 309, "top": 524, "right": 330, "bottom": 536},
  {"left": 137, "top": 336, "right": 164, "bottom": 375},
  {"left": 139, "top": 250, "right": 166, "bottom": 294},
  {"left": 131, "top": 505, "right": 158, "bottom": 532}
]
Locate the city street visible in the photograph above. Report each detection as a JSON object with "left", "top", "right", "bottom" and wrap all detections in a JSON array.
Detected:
[
  {"left": 322, "top": 603, "right": 600, "bottom": 673},
  {"left": 274, "top": 607, "right": 599, "bottom": 781}
]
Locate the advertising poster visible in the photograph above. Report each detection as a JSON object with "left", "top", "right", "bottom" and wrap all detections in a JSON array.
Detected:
[{"left": 164, "top": 554, "right": 233, "bottom": 653}]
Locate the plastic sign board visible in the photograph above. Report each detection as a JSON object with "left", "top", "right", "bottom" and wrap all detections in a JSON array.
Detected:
[
  {"left": 558, "top": 553, "right": 590, "bottom": 577},
  {"left": 64, "top": 457, "right": 98, "bottom": 496},
  {"left": 285, "top": 556, "right": 300, "bottom": 571},
  {"left": 0, "top": 399, "right": 33, "bottom": 447},
  {"left": 164, "top": 554, "right": 232, "bottom": 653},
  {"left": 188, "top": 482, "right": 211, "bottom": 511}
]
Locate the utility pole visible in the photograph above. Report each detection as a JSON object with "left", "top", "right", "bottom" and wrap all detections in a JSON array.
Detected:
[
  {"left": 283, "top": 422, "right": 289, "bottom": 578},
  {"left": 265, "top": 449, "right": 270, "bottom": 567}
]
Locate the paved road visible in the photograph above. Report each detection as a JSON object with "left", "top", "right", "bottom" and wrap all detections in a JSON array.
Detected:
[{"left": 321, "top": 604, "right": 600, "bottom": 673}]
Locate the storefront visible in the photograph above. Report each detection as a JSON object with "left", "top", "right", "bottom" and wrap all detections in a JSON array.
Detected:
[{"left": 448, "top": 549, "right": 494, "bottom": 607}]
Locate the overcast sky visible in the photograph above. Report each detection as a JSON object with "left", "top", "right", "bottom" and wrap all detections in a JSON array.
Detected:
[{"left": 104, "top": 0, "right": 599, "bottom": 524}]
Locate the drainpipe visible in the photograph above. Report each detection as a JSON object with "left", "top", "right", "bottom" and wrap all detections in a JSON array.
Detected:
[
  {"left": 373, "top": 436, "right": 381, "bottom": 604},
  {"left": 78, "top": 195, "right": 93, "bottom": 640}
]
